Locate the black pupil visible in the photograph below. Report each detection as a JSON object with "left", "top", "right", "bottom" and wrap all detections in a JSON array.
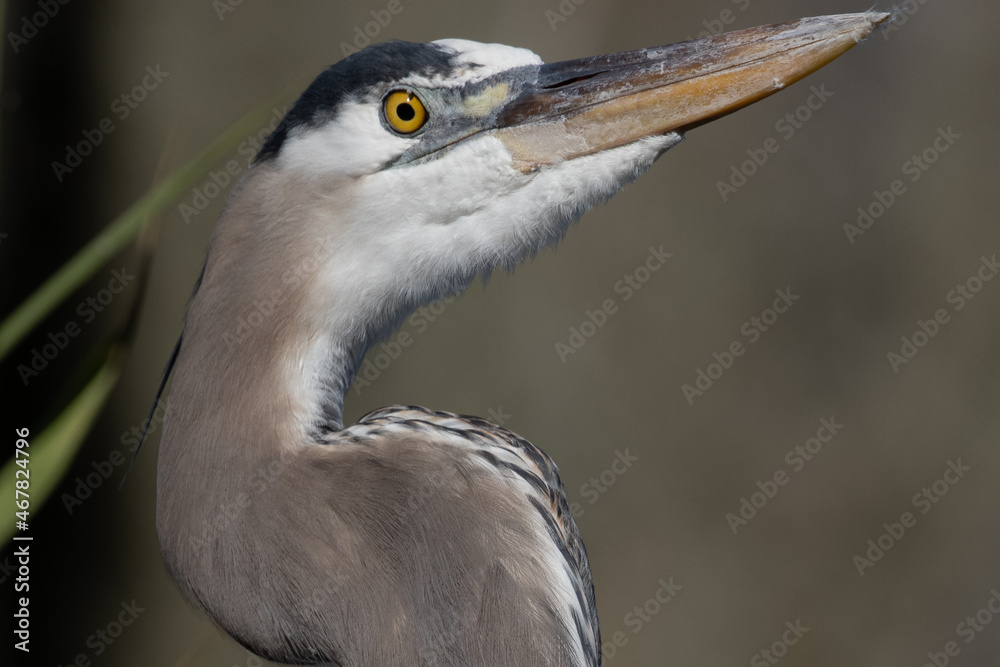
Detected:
[{"left": 397, "top": 102, "right": 416, "bottom": 122}]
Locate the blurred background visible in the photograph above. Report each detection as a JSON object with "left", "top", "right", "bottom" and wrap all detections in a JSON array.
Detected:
[{"left": 2, "top": 0, "right": 998, "bottom": 665}]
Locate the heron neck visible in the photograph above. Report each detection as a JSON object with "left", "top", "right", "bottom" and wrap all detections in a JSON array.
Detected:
[{"left": 177, "top": 168, "right": 401, "bottom": 441}]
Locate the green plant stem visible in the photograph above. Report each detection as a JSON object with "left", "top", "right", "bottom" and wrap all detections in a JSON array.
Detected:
[
  {"left": 1, "top": 349, "right": 123, "bottom": 544},
  {"left": 0, "top": 83, "right": 301, "bottom": 361}
]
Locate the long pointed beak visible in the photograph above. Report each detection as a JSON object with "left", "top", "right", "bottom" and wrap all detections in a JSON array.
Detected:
[{"left": 492, "top": 12, "right": 889, "bottom": 172}]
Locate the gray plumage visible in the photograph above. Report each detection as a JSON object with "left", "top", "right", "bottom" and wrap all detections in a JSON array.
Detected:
[
  {"left": 161, "top": 404, "right": 596, "bottom": 665},
  {"left": 154, "top": 14, "right": 887, "bottom": 667}
]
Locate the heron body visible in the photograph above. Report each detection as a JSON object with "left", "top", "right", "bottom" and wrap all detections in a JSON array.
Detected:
[{"left": 155, "top": 14, "right": 887, "bottom": 666}]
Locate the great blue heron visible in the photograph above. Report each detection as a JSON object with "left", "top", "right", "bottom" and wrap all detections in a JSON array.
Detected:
[{"left": 154, "top": 13, "right": 887, "bottom": 666}]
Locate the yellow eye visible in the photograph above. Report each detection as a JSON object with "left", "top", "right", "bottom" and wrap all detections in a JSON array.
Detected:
[{"left": 384, "top": 90, "right": 427, "bottom": 134}]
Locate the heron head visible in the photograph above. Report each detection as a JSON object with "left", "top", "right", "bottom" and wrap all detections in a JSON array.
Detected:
[
  {"left": 244, "top": 14, "right": 885, "bottom": 294},
  {"left": 261, "top": 13, "right": 888, "bottom": 173}
]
